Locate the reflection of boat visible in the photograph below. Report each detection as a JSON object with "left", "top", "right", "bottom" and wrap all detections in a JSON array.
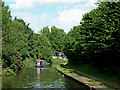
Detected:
[
  {"left": 36, "top": 68, "right": 41, "bottom": 83},
  {"left": 35, "top": 60, "right": 48, "bottom": 68}
]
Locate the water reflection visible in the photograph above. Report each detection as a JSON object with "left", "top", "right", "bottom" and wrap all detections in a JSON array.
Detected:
[{"left": 2, "top": 66, "right": 89, "bottom": 89}]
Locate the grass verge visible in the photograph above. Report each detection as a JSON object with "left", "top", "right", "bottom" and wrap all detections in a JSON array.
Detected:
[
  {"left": 57, "top": 63, "right": 115, "bottom": 89},
  {"left": 51, "top": 58, "right": 68, "bottom": 67},
  {"left": 67, "top": 63, "right": 120, "bottom": 85}
]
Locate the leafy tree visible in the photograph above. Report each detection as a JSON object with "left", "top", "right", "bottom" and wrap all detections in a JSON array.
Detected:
[
  {"left": 39, "top": 26, "right": 50, "bottom": 37},
  {"left": 63, "top": 1, "right": 120, "bottom": 74},
  {"left": 2, "top": 1, "right": 53, "bottom": 71},
  {"left": 49, "top": 26, "right": 66, "bottom": 51},
  {"left": 39, "top": 26, "right": 66, "bottom": 51}
]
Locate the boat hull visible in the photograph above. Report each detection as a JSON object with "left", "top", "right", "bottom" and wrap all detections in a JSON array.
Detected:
[{"left": 35, "top": 65, "right": 43, "bottom": 68}]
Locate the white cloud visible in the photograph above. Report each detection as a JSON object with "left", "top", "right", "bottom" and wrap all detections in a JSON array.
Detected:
[
  {"left": 39, "top": 13, "right": 48, "bottom": 24},
  {"left": 8, "top": 0, "right": 98, "bottom": 33},
  {"left": 58, "top": 9, "right": 84, "bottom": 23},
  {"left": 9, "top": 0, "right": 34, "bottom": 10},
  {"left": 3, "top": 0, "right": 16, "bottom": 2},
  {"left": 51, "top": 0, "right": 97, "bottom": 33},
  {"left": 9, "top": 0, "right": 96, "bottom": 10},
  {"left": 74, "top": 0, "right": 98, "bottom": 10},
  {"left": 51, "top": 8, "right": 88, "bottom": 33},
  {"left": 36, "top": 0, "right": 88, "bottom": 4},
  {"left": 12, "top": 11, "right": 49, "bottom": 33}
]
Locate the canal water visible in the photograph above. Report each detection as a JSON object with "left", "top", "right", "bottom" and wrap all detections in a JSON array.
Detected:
[{"left": 2, "top": 65, "right": 89, "bottom": 89}]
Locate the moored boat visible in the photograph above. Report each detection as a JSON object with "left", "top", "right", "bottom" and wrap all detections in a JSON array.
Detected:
[{"left": 35, "top": 60, "right": 48, "bottom": 68}]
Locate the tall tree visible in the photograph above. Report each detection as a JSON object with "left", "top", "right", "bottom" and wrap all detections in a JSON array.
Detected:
[
  {"left": 63, "top": 1, "right": 120, "bottom": 74},
  {"left": 39, "top": 26, "right": 66, "bottom": 51}
]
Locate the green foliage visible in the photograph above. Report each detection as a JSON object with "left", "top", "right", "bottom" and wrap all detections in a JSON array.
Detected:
[
  {"left": 54, "top": 52, "right": 58, "bottom": 56},
  {"left": 22, "top": 58, "right": 35, "bottom": 67},
  {"left": 39, "top": 26, "right": 50, "bottom": 37},
  {"left": 2, "top": 68, "right": 16, "bottom": 77},
  {"left": 63, "top": 1, "right": 120, "bottom": 75},
  {"left": 51, "top": 58, "right": 68, "bottom": 65},
  {"left": 2, "top": 1, "right": 53, "bottom": 74},
  {"left": 2, "top": 0, "right": 120, "bottom": 79},
  {"left": 28, "top": 33, "right": 52, "bottom": 61},
  {"left": 39, "top": 26, "right": 66, "bottom": 51}
]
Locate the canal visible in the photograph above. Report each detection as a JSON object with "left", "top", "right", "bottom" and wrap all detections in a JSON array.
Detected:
[{"left": 2, "top": 65, "right": 89, "bottom": 89}]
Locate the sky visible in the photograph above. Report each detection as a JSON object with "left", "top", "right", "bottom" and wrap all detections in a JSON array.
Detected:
[{"left": 3, "top": 0, "right": 98, "bottom": 33}]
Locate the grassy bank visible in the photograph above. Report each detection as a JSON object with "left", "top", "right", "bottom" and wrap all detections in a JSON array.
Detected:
[
  {"left": 51, "top": 58, "right": 68, "bottom": 67},
  {"left": 57, "top": 64, "right": 114, "bottom": 89},
  {"left": 67, "top": 63, "right": 120, "bottom": 85},
  {"left": 57, "top": 64, "right": 80, "bottom": 76}
]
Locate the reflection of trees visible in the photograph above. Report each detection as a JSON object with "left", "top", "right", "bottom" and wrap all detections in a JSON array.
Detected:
[
  {"left": 64, "top": 76, "right": 90, "bottom": 89},
  {"left": 2, "top": 68, "right": 37, "bottom": 88}
]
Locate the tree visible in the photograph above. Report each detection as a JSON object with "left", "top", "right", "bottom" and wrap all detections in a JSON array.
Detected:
[
  {"left": 49, "top": 26, "right": 66, "bottom": 51},
  {"left": 39, "top": 26, "right": 66, "bottom": 51},
  {"left": 63, "top": 1, "right": 120, "bottom": 74}
]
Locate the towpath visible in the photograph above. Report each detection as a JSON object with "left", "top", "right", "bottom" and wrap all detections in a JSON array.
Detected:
[{"left": 64, "top": 65, "right": 120, "bottom": 89}]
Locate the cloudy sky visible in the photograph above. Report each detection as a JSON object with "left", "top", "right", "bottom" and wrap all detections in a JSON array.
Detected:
[{"left": 3, "top": 0, "right": 98, "bottom": 33}]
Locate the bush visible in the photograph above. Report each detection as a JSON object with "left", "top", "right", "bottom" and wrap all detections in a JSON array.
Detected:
[{"left": 2, "top": 68, "right": 16, "bottom": 77}]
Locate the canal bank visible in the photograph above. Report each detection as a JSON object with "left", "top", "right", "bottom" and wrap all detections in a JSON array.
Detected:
[
  {"left": 64, "top": 65, "right": 120, "bottom": 89},
  {"left": 56, "top": 64, "right": 119, "bottom": 90}
]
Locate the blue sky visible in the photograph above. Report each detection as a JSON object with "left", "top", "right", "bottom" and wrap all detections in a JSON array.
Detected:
[{"left": 3, "top": 0, "right": 98, "bottom": 33}]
